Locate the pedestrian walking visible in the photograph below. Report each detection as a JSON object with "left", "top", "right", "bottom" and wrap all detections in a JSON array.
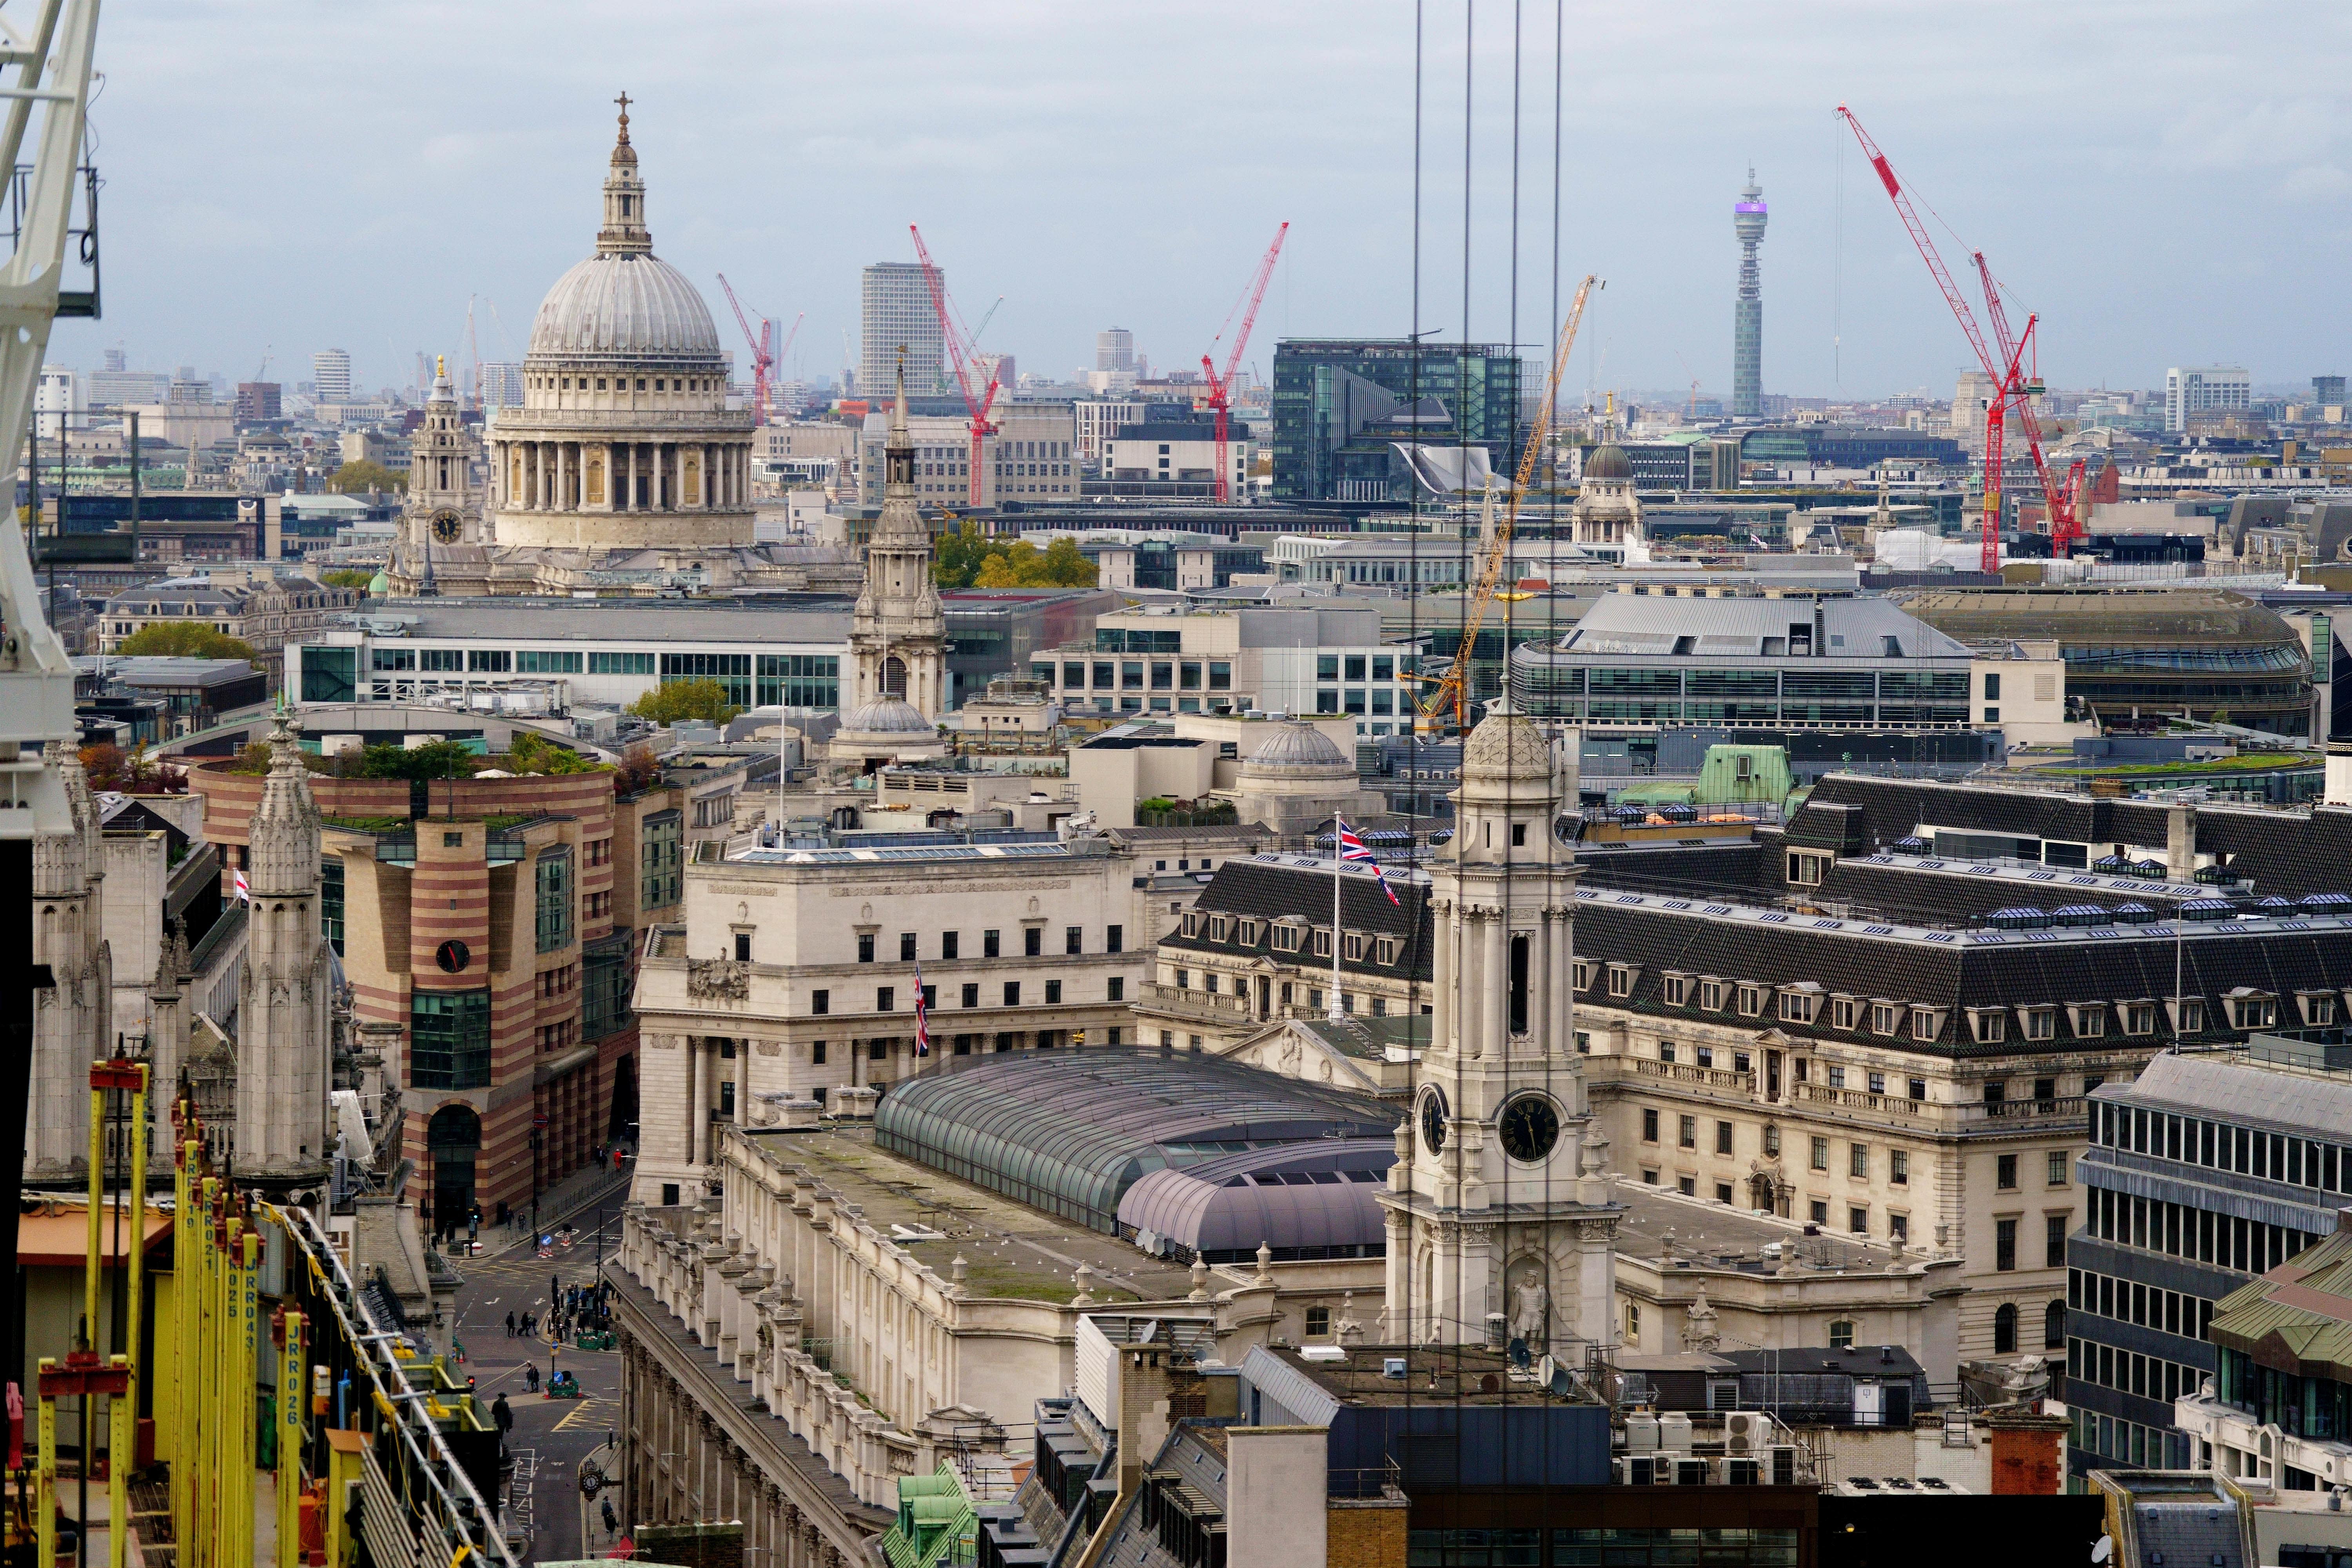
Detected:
[
  {"left": 492, "top": 1392, "right": 513, "bottom": 1440},
  {"left": 525, "top": 1365, "right": 539, "bottom": 1394},
  {"left": 505, "top": 1311, "right": 516, "bottom": 1338}
]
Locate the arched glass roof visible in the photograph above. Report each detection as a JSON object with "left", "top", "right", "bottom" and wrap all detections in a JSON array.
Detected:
[
  {"left": 875, "top": 1048, "right": 1396, "bottom": 1234},
  {"left": 1118, "top": 1138, "right": 1396, "bottom": 1258}
]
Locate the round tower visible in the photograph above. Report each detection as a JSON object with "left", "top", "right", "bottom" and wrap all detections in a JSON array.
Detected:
[{"left": 1733, "top": 170, "right": 1768, "bottom": 419}]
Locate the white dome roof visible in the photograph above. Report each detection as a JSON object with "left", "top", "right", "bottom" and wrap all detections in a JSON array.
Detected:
[
  {"left": 1241, "top": 721, "right": 1351, "bottom": 774},
  {"left": 837, "top": 697, "right": 935, "bottom": 737},
  {"left": 528, "top": 252, "right": 722, "bottom": 362}
]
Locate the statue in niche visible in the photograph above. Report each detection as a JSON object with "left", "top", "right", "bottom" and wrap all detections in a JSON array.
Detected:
[{"left": 1507, "top": 1258, "right": 1550, "bottom": 1347}]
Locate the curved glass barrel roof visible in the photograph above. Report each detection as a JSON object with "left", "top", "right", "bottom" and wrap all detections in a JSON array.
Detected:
[
  {"left": 874, "top": 1047, "right": 1396, "bottom": 1234},
  {"left": 1118, "top": 1137, "right": 1397, "bottom": 1261}
]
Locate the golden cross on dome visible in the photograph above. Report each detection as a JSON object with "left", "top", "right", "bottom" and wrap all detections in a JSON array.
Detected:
[{"left": 614, "top": 91, "right": 632, "bottom": 143}]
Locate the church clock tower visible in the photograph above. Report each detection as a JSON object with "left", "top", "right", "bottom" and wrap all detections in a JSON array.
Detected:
[
  {"left": 391, "top": 357, "right": 481, "bottom": 593},
  {"left": 846, "top": 362, "right": 948, "bottom": 718},
  {"left": 1379, "top": 697, "right": 1620, "bottom": 1351}
]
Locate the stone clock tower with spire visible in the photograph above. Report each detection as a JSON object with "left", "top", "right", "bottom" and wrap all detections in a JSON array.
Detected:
[
  {"left": 233, "top": 709, "right": 334, "bottom": 1191},
  {"left": 846, "top": 361, "right": 947, "bottom": 719},
  {"left": 389, "top": 357, "right": 481, "bottom": 594},
  {"left": 1379, "top": 696, "right": 1621, "bottom": 1351}
]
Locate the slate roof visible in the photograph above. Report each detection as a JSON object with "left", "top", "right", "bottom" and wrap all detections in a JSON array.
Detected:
[
  {"left": 1159, "top": 855, "right": 1432, "bottom": 984},
  {"left": 1568, "top": 889, "right": 2352, "bottom": 1057},
  {"left": 1817, "top": 855, "right": 2198, "bottom": 927}
]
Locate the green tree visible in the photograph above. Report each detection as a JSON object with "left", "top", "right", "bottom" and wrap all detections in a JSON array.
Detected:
[
  {"left": 971, "top": 538, "right": 1099, "bottom": 589},
  {"left": 628, "top": 678, "right": 743, "bottom": 728},
  {"left": 932, "top": 519, "right": 992, "bottom": 590},
  {"left": 114, "top": 621, "right": 258, "bottom": 662},
  {"left": 503, "top": 729, "right": 599, "bottom": 775},
  {"left": 327, "top": 459, "right": 407, "bottom": 494},
  {"left": 319, "top": 568, "right": 376, "bottom": 591},
  {"left": 338, "top": 739, "right": 476, "bottom": 782},
  {"left": 1036, "top": 535, "right": 1096, "bottom": 586}
]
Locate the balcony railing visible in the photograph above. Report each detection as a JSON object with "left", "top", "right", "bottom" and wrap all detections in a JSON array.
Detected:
[
  {"left": 1615, "top": 1056, "right": 1757, "bottom": 1096},
  {"left": 1793, "top": 1082, "right": 1924, "bottom": 1118},
  {"left": 1969, "top": 1095, "right": 2087, "bottom": 1127},
  {"left": 1140, "top": 982, "right": 1254, "bottom": 1023}
]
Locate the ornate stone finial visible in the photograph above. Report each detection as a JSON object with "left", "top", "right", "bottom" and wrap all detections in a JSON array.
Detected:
[
  {"left": 1254, "top": 1241, "right": 1274, "bottom": 1286},
  {"left": 1071, "top": 1263, "right": 1096, "bottom": 1306},
  {"left": 1682, "top": 1285, "right": 1721, "bottom": 1352},
  {"left": 613, "top": 90, "right": 632, "bottom": 143},
  {"left": 435, "top": 353, "right": 445, "bottom": 381},
  {"left": 1337, "top": 1291, "right": 1365, "bottom": 1346},
  {"left": 950, "top": 1254, "right": 969, "bottom": 1294},
  {"left": 1188, "top": 1255, "right": 1210, "bottom": 1301}
]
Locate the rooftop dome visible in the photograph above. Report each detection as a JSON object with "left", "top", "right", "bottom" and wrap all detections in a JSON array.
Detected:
[
  {"left": 1460, "top": 696, "right": 1554, "bottom": 782},
  {"left": 526, "top": 103, "right": 722, "bottom": 364},
  {"left": 528, "top": 253, "right": 721, "bottom": 361},
  {"left": 836, "top": 696, "right": 935, "bottom": 737},
  {"left": 1583, "top": 443, "right": 1633, "bottom": 481},
  {"left": 1240, "top": 721, "right": 1351, "bottom": 773}
]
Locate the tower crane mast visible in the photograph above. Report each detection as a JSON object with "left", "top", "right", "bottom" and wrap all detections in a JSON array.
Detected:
[
  {"left": 909, "top": 224, "right": 1000, "bottom": 508},
  {"left": 1200, "top": 222, "right": 1288, "bottom": 504},
  {"left": 716, "top": 272, "right": 776, "bottom": 425},
  {"left": 1417, "top": 273, "right": 1600, "bottom": 734}
]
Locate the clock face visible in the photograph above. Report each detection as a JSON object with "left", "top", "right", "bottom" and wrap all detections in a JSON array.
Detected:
[
  {"left": 1499, "top": 1093, "right": 1562, "bottom": 1163},
  {"left": 436, "top": 938, "right": 471, "bottom": 974},
  {"left": 430, "top": 510, "right": 463, "bottom": 544},
  {"left": 1419, "top": 1085, "right": 1450, "bottom": 1155}
]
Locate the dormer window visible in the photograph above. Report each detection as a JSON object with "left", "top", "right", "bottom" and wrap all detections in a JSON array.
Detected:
[
  {"left": 1737, "top": 984, "right": 1767, "bottom": 1018},
  {"left": 1238, "top": 919, "right": 1261, "bottom": 947},
  {"left": 1209, "top": 915, "right": 1231, "bottom": 943},
  {"left": 1272, "top": 922, "right": 1304, "bottom": 954},
  {"left": 2017, "top": 1007, "right": 2054, "bottom": 1042},
  {"left": 1608, "top": 963, "right": 1640, "bottom": 998},
  {"left": 1909, "top": 1007, "right": 1943, "bottom": 1043},
  {"left": 2069, "top": 1003, "right": 2107, "bottom": 1039},
  {"left": 1376, "top": 936, "right": 1401, "bottom": 965},
  {"left": 1871, "top": 1000, "right": 1902, "bottom": 1036},
  {"left": 1777, "top": 989, "right": 1819, "bottom": 1025},
  {"left": 1180, "top": 911, "right": 1201, "bottom": 938},
  {"left": 1971, "top": 1008, "right": 2010, "bottom": 1044},
  {"left": 1573, "top": 960, "right": 1596, "bottom": 992},
  {"left": 2168, "top": 997, "right": 2205, "bottom": 1036},
  {"left": 1829, "top": 995, "right": 1859, "bottom": 1031},
  {"left": 2300, "top": 991, "right": 2338, "bottom": 1027},
  {"left": 1313, "top": 928, "right": 1333, "bottom": 958},
  {"left": 1344, "top": 932, "right": 1367, "bottom": 962},
  {"left": 1662, "top": 972, "right": 1690, "bottom": 1006},
  {"left": 1787, "top": 850, "right": 1831, "bottom": 887},
  {"left": 2123, "top": 1001, "right": 2158, "bottom": 1036},
  {"left": 2228, "top": 990, "right": 2277, "bottom": 1030},
  {"left": 1699, "top": 978, "right": 1727, "bottom": 1012}
]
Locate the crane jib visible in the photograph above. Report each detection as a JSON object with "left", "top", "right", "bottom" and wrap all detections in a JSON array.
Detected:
[{"left": 1871, "top": 156, "right": 1900, "bottom": 199}]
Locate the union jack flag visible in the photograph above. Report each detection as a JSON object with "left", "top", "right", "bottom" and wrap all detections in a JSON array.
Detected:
[
  {"left": 1336, "top": 816, "right": 1400, "bottom": 906},
  {"left": 913, "top": 959, "right": 931, "bottom": 1056}
]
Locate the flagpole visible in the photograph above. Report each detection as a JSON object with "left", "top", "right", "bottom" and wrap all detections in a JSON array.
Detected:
[{"left": 1329, "top": 815, "right": 1345, "bottom": 1022}]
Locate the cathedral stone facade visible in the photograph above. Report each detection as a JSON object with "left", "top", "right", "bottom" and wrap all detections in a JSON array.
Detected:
[{"left": 485, "top": 102, "right": 755, "bottom": 554}]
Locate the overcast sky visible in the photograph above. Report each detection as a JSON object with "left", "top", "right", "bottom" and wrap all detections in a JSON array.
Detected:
[{"left": 61, "top": 1, "right": 2352, "bottom": 404}]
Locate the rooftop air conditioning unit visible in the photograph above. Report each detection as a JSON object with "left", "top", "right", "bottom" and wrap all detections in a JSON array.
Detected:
[
  {"left": 1725, "top": 1410, "right": 1770, "bottom": 1453},
  {"left": 1725, "top": 1457, "right": 1762, "bottom": 1486},
  {"left": 1670, "top": 1456, "right": 1711, "bottom": 1487},
  {"left": 1766, "top": 1445, "right": 1800, "bottom": 1486}
]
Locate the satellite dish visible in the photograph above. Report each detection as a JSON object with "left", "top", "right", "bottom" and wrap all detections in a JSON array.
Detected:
[{"left": 2093, "top": 1537, "right": 2114, "bottom": 1565}]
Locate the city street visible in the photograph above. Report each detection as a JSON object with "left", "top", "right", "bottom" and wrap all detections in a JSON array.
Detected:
[{"left": 450, "top": 1168, "right": 633, "bottom": 1563}]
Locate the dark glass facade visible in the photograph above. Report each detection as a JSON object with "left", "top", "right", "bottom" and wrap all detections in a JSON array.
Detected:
[
  {"left": 1272, "top": 340, "right": 1523, "bottom": 502},
  {"left": 411, "top": 989, "right": 492, "bottom": 1089}
]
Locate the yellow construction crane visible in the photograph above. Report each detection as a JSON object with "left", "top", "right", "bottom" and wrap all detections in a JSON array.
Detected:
[{"left": 1416, "top": 273, "right": 1600, "bottom": 733}]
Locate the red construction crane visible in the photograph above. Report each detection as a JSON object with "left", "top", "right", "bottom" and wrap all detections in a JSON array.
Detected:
[
  {"left": 1838, "top": 107, "right": 2072, "bottom": 571},
  {"left": 909, "top": 224, "right": 1000, "bottom": 508},
  {"left": 1200, "top": 222, "right": 1288, "bottom": 503},
  {"left": 1971, "top": 252, "right": 2083, "bottom": 553},
  {"left": 716, "top": 272, "right": 775, "bottom": 425}
]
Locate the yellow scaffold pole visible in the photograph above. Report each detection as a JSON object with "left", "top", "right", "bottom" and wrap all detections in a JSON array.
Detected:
[
  {"left": 277, "top": 1308, "right": 305, "bottom": 1568},
  {"left": 108, "top": 1352, "right": 131, "bottom": 1568},
  {"left": 171, "top": 1117, "right": 196, "bottom": 1562}
]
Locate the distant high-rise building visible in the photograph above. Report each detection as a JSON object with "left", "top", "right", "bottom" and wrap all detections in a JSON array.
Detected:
[
  {"left": 477, "top": 361, "right": 523, "bottom": 409},
  {"left": 1270, "top": 339, "right": 1524, "bottom": 502},
  {"left": 1953, "top": 370, "right": 1998, "bottom": 443},
  {"left": 234, "top": 382, "right": 282, "bottom": 421},
  {"left": 1731, "top": 170, "right": 1767, "bottom": 419},
  {"left": 860, "top": 263, "right": 944, "bottom": 403},
  {"left": 2314, "top": 374, "right": 2345, "bottom": 407},
  {"left": 102, "top": 346, "right": 123, "bottom": 372},
  {"left": 2165, "top": 365, "right": 2250, "bottom": 432},
  {"left": 975, "top": 352, "right": 1016, "bottom": 394},
  {"left": 313, "top": 347, "right": 353, "bottom": 403},
  {"left": 85, "top": 365, "right": 163, "bottom": 408},
  {"left": 1096, "top": 327, "right": 1134, "bottom": 373},
  {"left": 34, "top": 364, "right": 76, "bottom": 437}
]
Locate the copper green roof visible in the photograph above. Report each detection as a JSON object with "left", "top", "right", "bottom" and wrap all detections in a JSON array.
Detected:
[{"left": 2209, "top": 1225, "right": 2352, "bottom": 1381}]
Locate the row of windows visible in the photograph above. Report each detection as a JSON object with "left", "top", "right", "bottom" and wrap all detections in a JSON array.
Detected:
[
  {"left": 2086, "top": 1186, "right": 2315, "bottom": 1272},
  {"left": 2069, "top": 1335, "right": 2206, "bottom": 1408},
  {"left": 1038, "top": 659, "right": 1235, "bottom": 691},
  {"left": 809, "top": 977, "right": 1120, "bottom": 1014},
  {"left": 846, "top": 925, "right": 1124, "bottom": 963},
  {"left": 1628, "top": 964, "right": 2192, "bottom": 1043},
  {"left": 2069, "top": 1267, "right": 2216, "bottom": 1343},
  {"left": 2096, "top": 1102, "right": 2352, "bottom": 1193},
  {"left": 537, "top": 373, "right": 717, "bottom": 393},
  {"left": 2073, "top": 1407, "right": 2195, "bottom": 1470},
  {"left": 1178, "top": 909, "right": 1403, "bottom": 965}
]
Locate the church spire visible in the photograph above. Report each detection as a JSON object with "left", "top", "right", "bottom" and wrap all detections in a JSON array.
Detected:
[{"left": 597, "top": 91, "right": 651, "bottom": 256}]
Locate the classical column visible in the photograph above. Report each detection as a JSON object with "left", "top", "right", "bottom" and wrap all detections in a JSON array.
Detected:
[
  {"left": 1432, "top": 897, "right": 1454, "bottom": 1052},
  {"left": 1481, "top": 909, "right": 1505, "bottom": 1059},
  {"left": 697, "top": 442, "right": 710, "bottom": 508},
  {"left": 623, "top": 442, "right": 636, "bottom": 511},
  {"left": 1547, "top": 910, "right": 1571, "bottom": 1056},
  {"left": 689, "top": 1038, "right": 710, "bottom": 1166}
]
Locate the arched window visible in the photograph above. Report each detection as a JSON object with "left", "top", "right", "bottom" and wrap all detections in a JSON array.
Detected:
[
  {"left": 2045, "top": 1300, "right": 2067, "bottom": 1350},
  {"left": 1994, "top": 1302, "right": 2019, "bottom": 1354}
]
